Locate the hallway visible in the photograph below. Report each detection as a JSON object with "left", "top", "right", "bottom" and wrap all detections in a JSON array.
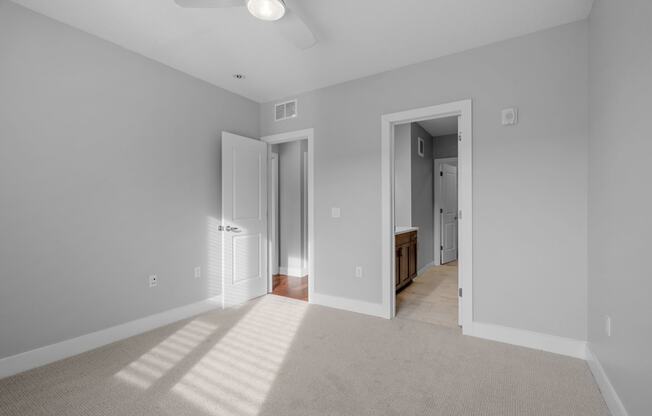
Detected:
[{"left": 396, "top": 262, "right": 458, "bottom": 328}]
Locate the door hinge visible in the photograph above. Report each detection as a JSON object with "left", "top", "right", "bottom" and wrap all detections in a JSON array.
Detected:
[
  {"left": 459, "top": 288, "right": 463, "bottom": 297},
  {"left": 440, "top": 208, "right": 443, "bottom": 214},
  {"left": 458, "top": 210, "right": 462, "bottom": 220},
  {"left": 440, "top": 171, "right": 443, "bottom": 176},
  {"left": 440, "top": 245, "right": 443, "bottom": 251},
  {"left": 458, "top": 132, "right": 462, "bottom": 142}
]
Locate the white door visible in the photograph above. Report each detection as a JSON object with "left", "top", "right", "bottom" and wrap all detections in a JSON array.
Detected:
[
  {"left": 440, "top": 163, "right": 458, "bottom": 264},
  {"left": 222, "top": 132, "right": 268, "bottom": 308}
]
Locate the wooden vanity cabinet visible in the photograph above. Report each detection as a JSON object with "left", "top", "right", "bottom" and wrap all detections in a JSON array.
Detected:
[{"left": 395, "top": 230, "right": 417, "bottom": 291}]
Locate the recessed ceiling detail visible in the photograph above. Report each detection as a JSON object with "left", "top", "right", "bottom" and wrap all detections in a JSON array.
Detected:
[{"left": 12, "top": 0, "right": 593, "bottom": 103}]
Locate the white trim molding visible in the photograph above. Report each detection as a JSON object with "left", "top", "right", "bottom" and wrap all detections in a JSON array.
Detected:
[
  {"left": 381, "top": 99, "right": 473, "bottom": 324},
  {"left": 467, "top": 322, "right": 587, "bottom": 359},
  {"left": 278, "top": 266, "right": 309, "bottom": 278},
  {"left": 261, "top": 128, "right": 315, "bottom": 303},
  {"left": 310, "top": 293, "right": 386, "bottom": 318},
  {"left": 0, "top": 296, "right": 221, "bottom": 379},
  {"left": 586, "top": 346, "right": 629, "bottom": 416}
]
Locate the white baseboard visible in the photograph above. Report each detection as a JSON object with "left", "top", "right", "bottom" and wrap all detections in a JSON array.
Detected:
[
  {"left": 0, "top": 296, "right": 222, "bottom": 380},
  {"left": 278, "top": 266, "right": 308, "bottom": 277},
  {"left": 586, "top": 345, "right": 629, "bottom": 416},
  {"left": 417, "top": 261, "right": 436, "bottom": 276},
  {"left": 310, "top": 293, "right": 387, "bottom": 319},
  {"left": 467, "top": 322, "right": 587, "bottom": 359}
]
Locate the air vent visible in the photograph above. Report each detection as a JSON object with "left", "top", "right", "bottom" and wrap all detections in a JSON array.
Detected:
[{"left": 274, "top": 99, "right": 298, "bottom": 121}]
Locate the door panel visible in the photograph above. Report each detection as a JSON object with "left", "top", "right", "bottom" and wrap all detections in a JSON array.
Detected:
[
  {"left": 408, "top": 240, "right": 417, "bottom": 278},
  {"left": 441, "top": 163, "right": 458, "bottom": 264},
  {"left": 233, "top": 234, "right": 262, "bottom": 283},
  {"left": 222, "top": 132, "right": 268, "bottom": 308},
  {"left": 399, "top": 246, "right": 409, "bottom": 283},
  {"left": 233, "top": 149, "right": 262, "bottom": 220}
]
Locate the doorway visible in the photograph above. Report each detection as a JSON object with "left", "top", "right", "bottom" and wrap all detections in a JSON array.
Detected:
[
  {"left": 262, "top": 129, "right": 315, "bottom": 303},
  {"left": 269, "top": 139, "right": 309, "bottom": 301},
  {"left": 391, "top": 116, "right": 460, "bottom": 328},
  {"left": 381, "top": 100, "right": 472, "bottom": 333}
]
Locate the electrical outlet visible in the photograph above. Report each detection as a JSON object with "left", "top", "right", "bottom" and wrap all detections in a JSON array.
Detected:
[
  {"left": 194, "top": 266, "right": 201, "bottom": 279},
  {"left": 355, "top": 266, "right": 363, "bottom": 278},
  {"left": 331, "top": 207, "right": 341, "bottom": 218},
  {"left": 149, "top": 274, "right": 158, "bottom": 288},
  {"left": 605, "top": 316, "right": 612, "bottom": 337}
]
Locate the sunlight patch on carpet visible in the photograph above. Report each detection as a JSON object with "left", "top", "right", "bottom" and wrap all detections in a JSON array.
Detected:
[{"left": 171, "top": 296, "right": 307, "bottom": 416}]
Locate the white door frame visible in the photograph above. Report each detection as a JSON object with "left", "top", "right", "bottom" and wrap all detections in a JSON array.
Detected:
[
  {"left": 302, "top": 150, "right": 309, "bottom": 272},
  {"left": 270, "top": 152, "right": 279, "bottom": 275},
  {"left": 381, "top": 100, "right": 473, "bottom": 333},
  {"left": 434, "top": 157, "right": 458, "bottom": 266},
  {"left": 261, "top": 129, "right": 315, "bottom": 302}
]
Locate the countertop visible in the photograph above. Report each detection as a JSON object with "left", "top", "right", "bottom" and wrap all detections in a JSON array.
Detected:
[{"left": 395, "top": 226, "right": 418, "bottom": 235}]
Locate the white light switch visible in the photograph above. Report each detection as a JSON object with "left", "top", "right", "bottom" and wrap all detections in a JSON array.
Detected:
[
  {"left": 194, "top": 266, "right": 201, "bottom": 279},
  {"left": 331, "top": 207, "right": 341, "bottom": 218},
  {"left": 605, "top": 316, "right": 612, "bottom": 337},
  {"left": 355, "top": 266, "right": 363, "bottom": 278}
]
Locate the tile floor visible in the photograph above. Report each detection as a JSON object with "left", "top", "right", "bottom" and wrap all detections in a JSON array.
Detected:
[{"left": 396, "top": 261, "right": 459, "bottom": 328}]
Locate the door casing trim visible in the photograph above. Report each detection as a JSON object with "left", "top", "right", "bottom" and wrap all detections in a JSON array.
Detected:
[{"left": 381, "top": 100, "right": 473, "bottom": 333}]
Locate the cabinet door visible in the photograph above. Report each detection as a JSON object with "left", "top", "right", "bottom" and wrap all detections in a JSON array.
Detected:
[
  {"left": 395, "top": 248, "right": 401, "bottom": 287},
  {"left": 399, "top": 245, "right": 410, "bottom": 284},
  {"left": 408, "top": 240, "right": 417, "bottom": 278}
]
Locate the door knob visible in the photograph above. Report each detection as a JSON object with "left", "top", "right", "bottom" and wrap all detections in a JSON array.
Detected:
[{"left": 225, "top": 226, "right": 240, "bottom": 232}]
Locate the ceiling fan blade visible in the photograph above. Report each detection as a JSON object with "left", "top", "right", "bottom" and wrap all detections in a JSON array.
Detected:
[
  {"left": 174, "top": 0, "right": 244, "bottom": 8},
  {"left": 277, "top": 8, "right": 317, "bottom": 50}
]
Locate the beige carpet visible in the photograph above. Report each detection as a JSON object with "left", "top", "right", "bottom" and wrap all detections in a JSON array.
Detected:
[
  {"left": 397, "top": 261, "right": 459, "bottom": 328},
  {"left": 0, "top": 295, "right": 608, "bottom": 416}
]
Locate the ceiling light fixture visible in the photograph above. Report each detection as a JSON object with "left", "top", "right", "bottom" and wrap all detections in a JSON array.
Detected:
[{"left": 246, "top": 0, "right": 286, "bottom": 21}]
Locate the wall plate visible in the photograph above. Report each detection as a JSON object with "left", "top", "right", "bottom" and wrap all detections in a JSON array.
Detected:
[{"left": 502, "top": 107, "right": 518, "bottom": 125}]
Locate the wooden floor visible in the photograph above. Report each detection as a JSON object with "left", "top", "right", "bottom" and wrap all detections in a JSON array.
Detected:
[
  {"left": 396, "top": 261, "right": 459, "bottom": 328},
  {"left": 272, "top": 274, "right": 308, "bottom": 301}
]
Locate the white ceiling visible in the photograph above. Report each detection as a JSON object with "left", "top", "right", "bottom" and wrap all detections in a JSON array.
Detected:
[
  {"left": 12, "top": 0, "right": 594, "bottom": 103},
  {"left": 418, "top": 117, "right": 459, "bottom": 138}
]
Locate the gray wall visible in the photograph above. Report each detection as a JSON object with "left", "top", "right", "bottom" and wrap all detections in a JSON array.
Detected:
[
  {"left": 588, "top": 0, "right": 652, "bottom": 414},
  {"left": 410, "top": 123, "right": 435, "bottom": 271},
  {"left": 260, "top": 21, "right": 589, "bottom": 340},
  {"left": 273, "top": 140, "right": 307, "bottom": 275},
  {"left": 434, "top": 134, "right": 459, "bottom": 159},
  {"left": 0, "top": 2, "right": 259, "bottom": 359},
  {"left": 394, "top": 124, "right": 412, "bottom": 226}
]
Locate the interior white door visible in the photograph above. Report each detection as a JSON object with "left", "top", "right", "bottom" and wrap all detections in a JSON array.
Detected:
[
  {"left": 222, "top": 132, "right": 268, "bottom": 308},
  {"left": 440, "top": 163, "right": 458, "bottom": 264}
]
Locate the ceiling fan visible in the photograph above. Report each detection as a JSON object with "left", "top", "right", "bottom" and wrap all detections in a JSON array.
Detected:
[{"left": 174, "top": 0, "right": 317, "bottom": 50}]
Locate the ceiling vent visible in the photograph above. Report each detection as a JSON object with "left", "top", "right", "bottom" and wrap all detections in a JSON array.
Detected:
[{"left": 275, "top": 99, "right": 298, "bottom": 121}]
